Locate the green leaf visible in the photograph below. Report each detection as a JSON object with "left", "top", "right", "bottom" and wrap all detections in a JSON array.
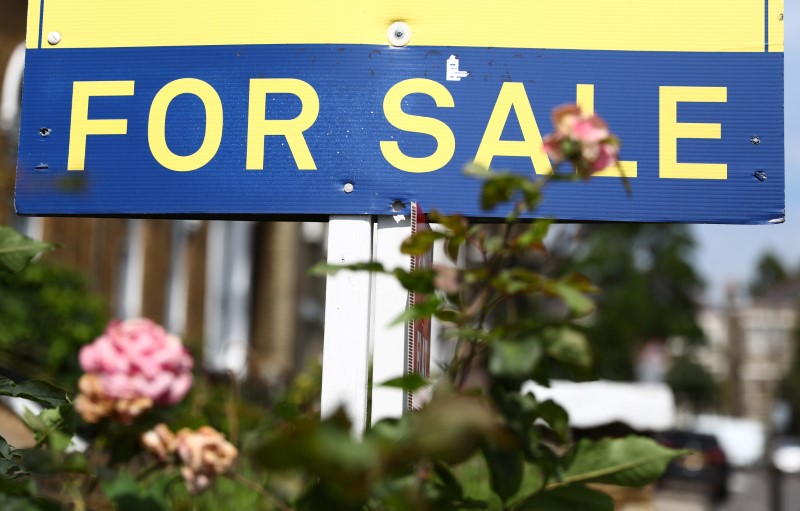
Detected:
[
  {"left": 481, "top": 174, "right": 519, "bottom": 211},
  {"left": 515, "top": 484, "right": 614, "bottom": 511},
  {"left": 380, "top": 373, "right": 429, "bottom": 393},
  {"left": 432, "top": 461, "right": 464, "bottom": 501},
  {"left": 552, "top": 282, "right": 595, "bottom": 317},
  {"left": 560, "top": 436, "right": 686, "bottom": 488},
  {"left": 103, "top": 472, "right": 168, "bottom": 511},
  {"left": 0, "top": 227, "right": 55, "bottom": 273},
  {"left": 309, "top": 261, "right": 386, "bottom": 276},
  {"left": 0, "top": 377, "right": 69, "bottom": 409},
  {"left": 391, "top": 296, "right": 442, "bottom": 325},
  {"left": 444, "top": 236, "right": 465, "bottom": 263},
  {"left": 482, "top": 444, "right": 523, "bottom": 502},
  {"left": 537, "top": 400, "right": 569, "bottom": 442},
  {"left": 492, "top": 269, "right": 542, "bottom": 296},
  {"left": 516, "top": 220, "right": 553, "bottom": 249},
  {"left": 545, "top": 328, "right": 592, "bottom": 369},
  {"left": 428, "top": 213, "right": 469, "bottom": 237},
  {"left": 434, "top": 308, "right": 460, "bottom": 324},
  {"left": 0, "top": 437, "right": 12, "bottom": 459},
  {"left": 400, "top": 230, "right": 445, "bottom": 256},
  {"left": 394, "top": 268, "right": 436, "bottom": 293},
  {"left": 275, "top": 401, "right": 301, "bottom": 421},
  {"left": 0, "top": 438, "right": 26, "bottom": 481},
  {"left": 489, "top": 338, "right": 543, "bottom": 380}
]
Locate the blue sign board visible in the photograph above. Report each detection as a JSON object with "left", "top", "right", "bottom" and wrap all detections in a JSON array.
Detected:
[{"left": 16, "top": 1, "right": 784, "bottom": 223}]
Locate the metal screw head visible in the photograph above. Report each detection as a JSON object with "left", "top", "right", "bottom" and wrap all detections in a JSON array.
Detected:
[
  {"left": 47, "top": 32, "right": 61, "bottom": 45},
  {"left": 750, "top": 136, "right": 761, "bottom": 145},
  {"left": 343, "top": 182, "right": 354, "bottom": 193},
  {"left": 387, "top": 22, "right": 411, "bottom": 47}
]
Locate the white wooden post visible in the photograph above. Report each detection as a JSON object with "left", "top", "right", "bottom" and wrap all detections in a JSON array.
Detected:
[
  {"left": 370, "top": 215, "right": 413, "bottom": 425},
  {"left": 321, "top": 216, "right": 374, "bottom": 437},
  {"left": 321, "top": 211, "right": 444, "bottom": 433}
]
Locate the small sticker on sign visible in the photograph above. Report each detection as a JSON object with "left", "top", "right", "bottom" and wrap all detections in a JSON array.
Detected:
[{"left": 446, "top": 55, "right": 469, "bottom": 81}]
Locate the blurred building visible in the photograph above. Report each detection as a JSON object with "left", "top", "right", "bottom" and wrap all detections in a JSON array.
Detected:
[{"left": 697, "top": 283, "right": 800, "bottom": 423}]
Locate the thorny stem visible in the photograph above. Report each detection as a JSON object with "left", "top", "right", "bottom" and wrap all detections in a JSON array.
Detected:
[{"left": 448, "top": 172, "right": 548, "bottom": 388}]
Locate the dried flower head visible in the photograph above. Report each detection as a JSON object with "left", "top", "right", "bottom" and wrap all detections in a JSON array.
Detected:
[
  {"left": 175, "top": 426, "right": 238, "bottom": 494},
  {"left": 142, "top": 423, "right": 178, "bottom": 462}
]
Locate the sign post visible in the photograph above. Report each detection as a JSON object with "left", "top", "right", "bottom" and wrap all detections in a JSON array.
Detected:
[{"left": 320, "top": 216, "right": 373, "bottom": 435}]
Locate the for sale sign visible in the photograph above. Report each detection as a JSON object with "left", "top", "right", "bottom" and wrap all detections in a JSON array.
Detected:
[{"left": 16, "top": 1, "right": 784, "bottom": 223}]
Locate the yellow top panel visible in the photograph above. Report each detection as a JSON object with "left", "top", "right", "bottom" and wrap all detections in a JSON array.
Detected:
[
  {"left": 769, "top": 0, "right": 785, "bottom": 52},
  {"left": 29, "top": 0, "right": 779, "bottom": 53}
]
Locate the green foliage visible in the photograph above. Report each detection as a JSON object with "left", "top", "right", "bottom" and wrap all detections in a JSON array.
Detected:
[
  {"left": 748, "top": 250, "right": 790, "bottom": 298},
  {"left": 514, "top": 485, "right": 615, "bottom": 511},
  {"left": 0, "top": 261, "right": 107, "bottom": 388},
  {"left": 274, "top": 170, "right": 683, "bottom": 509},
  {"left": 103, "top": 472, "right": 169, "bottom": 511},
  {"left": 0, "top": 377, "right": 69, "bottom": 409},
  {"left": 563, "top": 224, "right": 705, "bottom": 379},
  {"left": 0, "top": 152, "right": 684, "bottom": 508},
  {"left": 380, "top": 373, "right": 430, "bottom": 393},
  {"left": 559, "top": 437, "right": 686, "bottom": 488},
  {"left": 666, "top": 354, "right": 717, "bottom": 412},
  {"left": 0, "top": 227, "right": 55, "bottom": 274}
]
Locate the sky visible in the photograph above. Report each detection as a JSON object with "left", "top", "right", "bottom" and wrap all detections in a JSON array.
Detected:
[{"left": 693, "top": 9, "right": 797, "bottom": 304}]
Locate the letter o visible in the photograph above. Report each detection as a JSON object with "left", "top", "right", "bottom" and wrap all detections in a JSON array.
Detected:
[{"left": 148, "top": 78, "right": 223, "bottom": 171}]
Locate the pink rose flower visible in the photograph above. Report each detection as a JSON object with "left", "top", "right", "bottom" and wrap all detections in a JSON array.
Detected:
[
  {"left": 542, "top": 133, "right": 565, "bottom": 161},
  {"left": 551, "top": 104, "right": 582, "bottom": 136},
  {"left": 542, "top": 104, "right": 620, "bottom": 178},
  {"left": 589, "top": 140, "right": 619, "bottom": 172},
  {"left": 79, "top": 318, "right": 193, "bottom": 407},
  {"left": 571, "top": 116, "right": 609, "bottom": 145}
]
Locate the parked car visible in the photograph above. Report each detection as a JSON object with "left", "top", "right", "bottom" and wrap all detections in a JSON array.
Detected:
[{"left": 655, "top": 430, "right": 730, "bottom": 502}]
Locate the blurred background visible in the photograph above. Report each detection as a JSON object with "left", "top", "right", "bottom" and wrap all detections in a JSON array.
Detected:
[{"left": 0, "top": 2, "right": 797, "bottom": 510}]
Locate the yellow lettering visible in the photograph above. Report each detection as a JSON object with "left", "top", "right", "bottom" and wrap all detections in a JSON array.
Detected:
[
  {"left": 659, "top": 86, "right": 727, "bottom": 180},
  {"left": 577, "top": 83, "right": 637, "bottom": 178},
  {"left": 148, "top": 78, "right": 223, "bottom": 172},
  {"left": 474, "top": 82, "right": 550, "bottom": 174},
  {"left": 379, "top": 79, "right": 455, "bottom": 173},
  {"left": 67, "top": 81, "right": 135, "bottom": 171},
  {"left": 247, "top": 78, "right": 319, "bottom": 170}
]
